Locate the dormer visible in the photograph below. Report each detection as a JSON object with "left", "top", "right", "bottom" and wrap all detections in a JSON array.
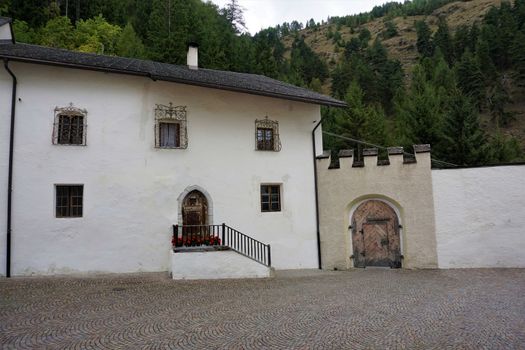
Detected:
[{"left": 0, "top": 17, "right": 14, "bottom": 43}]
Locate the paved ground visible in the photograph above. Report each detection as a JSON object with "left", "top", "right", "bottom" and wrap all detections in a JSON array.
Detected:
[{"left": 1, "top": 269, "right": 524, "bottom": 349}]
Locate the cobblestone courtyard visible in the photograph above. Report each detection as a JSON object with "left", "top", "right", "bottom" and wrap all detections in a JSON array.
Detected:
[{"left": 1, "top": 269, "right": 524, "bottom": 349}]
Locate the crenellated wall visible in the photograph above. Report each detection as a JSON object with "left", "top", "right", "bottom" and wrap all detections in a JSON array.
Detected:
[{"left": 316, "top": 145, "right": 438, "bottom": 270}]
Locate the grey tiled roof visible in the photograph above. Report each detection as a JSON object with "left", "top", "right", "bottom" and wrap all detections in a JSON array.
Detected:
[
  {"left": 0, "top": 17, "right": 12, "bottom": 26},
  {"left": 0, "top": 40, "right": 346, "bottom": 107}
]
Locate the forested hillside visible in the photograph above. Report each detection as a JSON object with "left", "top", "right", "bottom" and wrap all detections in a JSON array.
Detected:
[{"left": 2, "top": 0, "right": 524, "bottom": 166}]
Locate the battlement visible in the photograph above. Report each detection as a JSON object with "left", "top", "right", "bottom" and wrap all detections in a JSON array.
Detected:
[{"left": 316, "top": 144, "right": 431, "bottom": 170}]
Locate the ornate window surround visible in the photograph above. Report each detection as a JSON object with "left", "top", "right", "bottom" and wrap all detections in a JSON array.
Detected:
[
  {"left": 52, "top": 103, "right": 88, "bottom": 146},
  {"left": 154, "top": 103, "right": 188, "bottom": 149},
  {"left": 255, "top": 116, "right": 281, "bottom": 152}
]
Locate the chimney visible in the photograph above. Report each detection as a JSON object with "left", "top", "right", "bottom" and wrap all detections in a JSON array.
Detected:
[{"left": 187, "top": 42, "right": 198, "bottom": 70}]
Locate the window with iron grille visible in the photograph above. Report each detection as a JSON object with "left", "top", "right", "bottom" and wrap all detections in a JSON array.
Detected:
[
  {"left": 53, "top": 104, "right": 87, "bottom": 145},
  {"left": 155, "top": 103, "right": 187, "bottom": 149},
  {"left": 255, "top": 117, "right": 281, "bottom": 151},
  {"left": 261, "top": 184, "right": 281, "bottom": 212},
  {"left": 56, "top": 185, "right": 83, "bottom": 218}
]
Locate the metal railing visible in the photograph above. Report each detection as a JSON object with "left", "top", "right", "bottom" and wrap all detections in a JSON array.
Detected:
[{"left": 172, "top": 224, "right": 271, "bottom": 267}]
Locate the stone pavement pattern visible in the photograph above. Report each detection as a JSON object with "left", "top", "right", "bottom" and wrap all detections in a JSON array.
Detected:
[{"left": 1, "top": 269, "right": 524, "bottom": 349}]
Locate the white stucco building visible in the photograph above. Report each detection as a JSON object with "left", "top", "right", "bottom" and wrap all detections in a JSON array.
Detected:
[
  {"left": 0, "top": 17, "right": 345, "bottom": 277},
  {"left": 2, "top": 17, "right": 524, "bottom": 278}
]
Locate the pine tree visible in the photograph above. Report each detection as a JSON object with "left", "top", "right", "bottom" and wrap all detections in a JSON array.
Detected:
[
  {"left": 221, "top": 0, "right": 247, "bottom": 33},
  {"left": 415, "top": 20, "right": 434, "bottom": 58},
  {"left": 383, "top": 20, "right": 398, "bottom": 39},
  {"left": 433, "top": 17, "right": 453, "bottom": 65},
  {"left": 330, "top": 80, "right": 389, "bottom": 156},
  {"left": 453, "top": 25, "right": 469, "bottom": 60},
  {"left": 487, "top": 79, "right": 513, "bottom": 127},
  {"left": 442, "top": 89, "right": 487, "bottom": 165},
  {"left": 510, "top": 30, "right": 525, "bottom": 87},
  {"left": 487, "top": 132, "right": 523, "bottom": 163},
  {"left": 394, "top": 65, "right": 446, "bottom": 151},
  {"left": 476, "top": 38, "right": 497, "bottom": 83},
  {"left": 455, "top": 50, "right": 485, "bottom": 109},
  {"left": 116, "top": 23, "right": 145, "bottom": 58}
]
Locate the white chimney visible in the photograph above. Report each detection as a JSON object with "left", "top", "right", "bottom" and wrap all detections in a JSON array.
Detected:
[{"left": 187, "top": 42, "right": 198, "bottom": 70}]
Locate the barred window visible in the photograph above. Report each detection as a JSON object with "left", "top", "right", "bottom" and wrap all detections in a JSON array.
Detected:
[
  {"left": 255, "top": 117, "right": 281, "bottom": 151},
  {"left": 257, "top": 127, "right": 274, "bottom": 151},
  {"left": 155, "top": 103, "right": 187, "bottom": 149},
  {"left": 53, "top": 104, "right": 87, "bottom": 145},
  {"left": 261, "top": 184, "right": 281, "bottom": 212},
  {"left": 56, "top": 185, "right": 83, "bottom": 218}
]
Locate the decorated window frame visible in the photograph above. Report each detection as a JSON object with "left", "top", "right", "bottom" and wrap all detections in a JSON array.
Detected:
[
  {"left": 52, "top": 103, "right": 88, "bottom": 146},
  {"left": 154, "top": 103, "right": 188, "bottom": 149},
  {"left": 255, "top": 116, "right": 281, "bottom": 152}
]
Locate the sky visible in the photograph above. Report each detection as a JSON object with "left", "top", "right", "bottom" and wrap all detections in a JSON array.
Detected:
[{"left": 209, "top": 0, "right": 388, "bottom": 34}]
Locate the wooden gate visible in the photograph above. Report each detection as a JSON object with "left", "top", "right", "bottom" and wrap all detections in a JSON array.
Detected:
[{"left": 351, "top": 200, "right": 401, "bottom": 268}]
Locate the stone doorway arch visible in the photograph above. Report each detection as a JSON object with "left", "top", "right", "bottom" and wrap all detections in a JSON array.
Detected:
[
  {"left": 351, "top": 199, "right": 401, "bottom": 268},
  {"left": 177, "top": 185, "right": 213, "bottom": 225}
]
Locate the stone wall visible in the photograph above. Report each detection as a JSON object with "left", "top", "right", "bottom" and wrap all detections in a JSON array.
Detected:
[{"left": 317, "top": 145, "right": 438, "bottom": 270}]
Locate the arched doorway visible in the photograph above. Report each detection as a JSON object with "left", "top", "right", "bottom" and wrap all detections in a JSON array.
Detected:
[
  {"left": 182, "top": 190, "right": 208, "bottom": 226},
  {"left": 351, "top": 200, "right": 401, "bottom": 268}
]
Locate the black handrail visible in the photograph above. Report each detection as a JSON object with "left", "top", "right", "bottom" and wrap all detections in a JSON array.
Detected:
[{"left": 172, "top": 223, "right": 271, "bottom": 267}]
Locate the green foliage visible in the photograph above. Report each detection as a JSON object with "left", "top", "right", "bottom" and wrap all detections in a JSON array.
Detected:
[
  {"left": 12, "top": 20, "right": 38, "bottom": 44},
  {"left": 453, "top": 25, "right": 469, "bottom": 59},
  {"left": 486, "top": 132, "right": 523, "bottom": 163},
  {"left": 116, "top": 23, "right": 145, "bottom": 58},
  {"left": 455, "top": 50, "right": 485, "bottom": 109},
  {"left": 394, "top": 65, "right": 446, "bottom": 151},
  {"left": 487, "top": 80, "right": 514, "bottom": 127},
  {"left": 324, "top": 81, "right": 389, "bottom": 155},
  {"left": 290, "top": 37, "right": 328, "bottom": 85},
  {"left": 38, "top": 16, "right": 75, "bottom": 49},
  {"left": 383, "top": 21, "right": 398, "bottom": 39},
  {"left": 75, "top": 15, "right": 122, "bottom": 54},
  {"left": 510, "top": 30, "right": 525, "bottom": 87},
  {"left": 433, "top": 17, "right": 453, "bottom": 65},
  {"left": 358, "top": 28, "right": 371, "bottom": 43},
  {"left": 441, "top": 89, "right": 487, "bottom": 165},
  {"left": 415, "top": 20, "right": 434, "bottom": 58},
  {"left": 220, "top": 0, "right": 247, "bottom": 33}
]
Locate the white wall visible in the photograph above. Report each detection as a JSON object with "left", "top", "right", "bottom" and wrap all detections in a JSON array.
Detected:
[
  {"left": 171, "top": 250, "right": 272, "bottom": 279},
  {"left": 0, "top": 24, "right": 11, "bottom": 41},
  {"left": 433, "top": 165, "right": 525, "bottom": 268},
  {"left": 0, "top": 62, "right": 320, "bottom": 276}
]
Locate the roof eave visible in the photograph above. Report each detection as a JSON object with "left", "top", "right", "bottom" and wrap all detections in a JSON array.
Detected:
[{"left": 0, "top": 54, "right": 347, "bottom": 108}]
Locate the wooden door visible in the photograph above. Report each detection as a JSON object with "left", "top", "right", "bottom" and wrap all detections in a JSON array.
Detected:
[
  {"left": 352, "top": 200, "right": 401, "bottom": 268},
  {"left": 182, "top": 190, "right": 208, "bottom": 226}
]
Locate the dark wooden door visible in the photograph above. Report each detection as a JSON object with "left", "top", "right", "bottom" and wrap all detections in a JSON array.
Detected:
[
  {"left": 352, "top": 200, "right": 401, "bottom": 268},
  {"left": 182, "top": 190, "right": 208, "bottom": 226}
]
